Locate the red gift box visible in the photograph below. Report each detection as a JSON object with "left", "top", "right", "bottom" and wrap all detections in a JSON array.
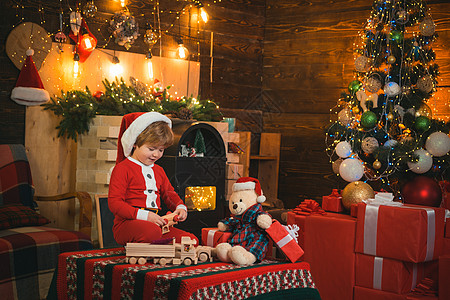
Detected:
[
  {"left": 445, "top": 218, "right": 450, "bottom": 238},
  {"left": 322, "top": 189, "right": 344, "bottom": 212},
  {"left": 356, "top": 253, "right": 427, "bottom": 294},
  {"left": 201, "top": 228, "right": 232, "bottom": 247},
  {"left": 288, "top": 211, "right": 357, "bottom": 300},
  {"left": 265, "top": 220, "right": 304, "bottom": 263},
  {"left": 439, "top": 254, "right": 450, "bottom": 300},
  {"left": 355, "top": 203, "right": 446, "bottom": 263},
  {"left": 287, "top": 212, "right": 306, "bottom": 248},
  {"left": 354, "top": 286, "right": 438, "bottom": 300},
  {"left": 443, "top": 238, "right": 450, "bottom": 254},
  {"left": 440, "top": 181, "right": 450, "bottom": 210},
  {"left": 350, "top": 203, "right": 358, "bottom": 218}
]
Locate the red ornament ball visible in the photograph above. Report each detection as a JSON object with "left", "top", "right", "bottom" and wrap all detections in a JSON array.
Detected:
[
  {"left": 93, "top": 91, "right": 104, "bottom": 101},
  {"left": 401, "top": 176, "right": 442, "bottom": 207}
]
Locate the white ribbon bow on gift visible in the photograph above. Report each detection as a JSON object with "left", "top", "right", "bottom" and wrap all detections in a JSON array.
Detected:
[
  {"left": 363, "top": 192, "right": 403, "bottom": 207},
  {"left": 283, "top": 224, "right": 299, "bottom": 243}
]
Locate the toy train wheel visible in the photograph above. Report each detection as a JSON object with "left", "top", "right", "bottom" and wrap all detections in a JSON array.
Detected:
[
  {"left": 129, "top": 257, "right": 137, "bottom": 264},
  {"left": 198, "top": 252, "right": 209, "bottom": 262},
  {"left": 183, "top": 258, "right": 193, "bottom": 266},
  {"left": 138, "top": 257, "right": 147, "bottom": 265},
  {"left": 159, "top": 258, "right": 168, "bottom": 266}
]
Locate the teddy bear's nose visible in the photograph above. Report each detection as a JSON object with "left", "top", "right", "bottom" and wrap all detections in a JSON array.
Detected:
[{"left": 233, "top": 204, "right": 238, "bottom": 209}]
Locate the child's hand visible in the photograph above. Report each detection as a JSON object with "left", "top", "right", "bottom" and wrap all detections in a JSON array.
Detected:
[
  {"left": 147, "top": 211, "right": 166, "bottom": 226},
  {"left": 174, "top": 208, "right": 187, "bottom": 222}
]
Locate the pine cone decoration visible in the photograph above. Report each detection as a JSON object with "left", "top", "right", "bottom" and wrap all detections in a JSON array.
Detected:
[{"left": 174, "top": 108, "right": 193, "bottom": 120}]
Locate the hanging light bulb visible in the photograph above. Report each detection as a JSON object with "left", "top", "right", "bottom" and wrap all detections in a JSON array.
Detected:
[
  {"left": 146, "top": 52, "right": 154, "bottom": 79},
  {"left": 194, "top": 1, "right": 208, "bottom": 23},
  {"left": 176, "top": 38, "right": 189, "bottom": 59},
  {"left": 110, "top": 55, "right": 123, "bottom": 77},
  {"left": 200, "top": 7, "right": 208, "bottom": 23},
  {"left": 73, "top": 53, "right": 80, "bottom": 78}
]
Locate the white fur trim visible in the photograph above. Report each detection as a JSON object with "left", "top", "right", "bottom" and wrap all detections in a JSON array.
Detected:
[
  {"left": 257, "top": 195, "right": 266, "bottom": 203},
  {"left": 176, "top": 204, "right": 187, "bottom": 211},
  {"left": 26, "top": 49, "right": 34, "bottom": 56},
  {"left": 11, "top": 87, "right": 50, "bottom": 106},
  {"left": 136, "top": 209, "right": 149, "bottom": 221},
  {"left": 233, "top": 181, "right": 256, "bottom": 192},
  {"left": 121, "top": 112, "right": 172, "bottom": 158}
]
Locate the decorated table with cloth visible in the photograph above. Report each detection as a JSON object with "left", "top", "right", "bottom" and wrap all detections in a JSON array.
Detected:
[{"left": 47, "top": 247, "right": 321, "bottom": 300}]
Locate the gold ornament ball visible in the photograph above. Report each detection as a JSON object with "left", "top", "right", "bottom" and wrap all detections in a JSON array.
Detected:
[
  {"left": 353, "top": 106, "right": 360, "bottom": 114},
  {"left": 387, "top": 113, "right": 394, "bottom": 121},
  {"left": 387, "top": 55, "right": 396, "bottom": 64},
  {"left": 341, "top": 181, "right": 375, "bottom": 210},
  {"left": 373, "top": 160, "right": 382, "bottom": 170}
]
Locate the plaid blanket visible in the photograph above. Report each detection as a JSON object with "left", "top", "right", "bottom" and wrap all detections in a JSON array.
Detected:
[
  {"left": 50, "top": 248, "right": 319, "bottom": 300},
  {"left": 0, "top": 226, "right": 92, "bottom": 300},
  {"left": 0, "top": 144, "right": 35, "bottom": 208}
]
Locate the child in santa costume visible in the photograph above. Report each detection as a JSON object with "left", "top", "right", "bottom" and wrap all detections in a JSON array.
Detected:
[{"left": 108, "top": 112, "right": 198, "bottom": 245}]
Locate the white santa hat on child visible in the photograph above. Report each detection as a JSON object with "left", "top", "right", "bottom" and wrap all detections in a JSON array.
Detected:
[
  {"left": 233, "top": 177, "right": 266, "bottom": 203},
  {"left": 11, "top": 49, "right": 50, "bottom": 106},
  {"left": 116, "top": 112, "right": 172, "bottom": 164}
]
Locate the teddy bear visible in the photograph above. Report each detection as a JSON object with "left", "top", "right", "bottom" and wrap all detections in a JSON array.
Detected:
[{"left": 215, "top": 177, "right": 273, "bottom": 265}]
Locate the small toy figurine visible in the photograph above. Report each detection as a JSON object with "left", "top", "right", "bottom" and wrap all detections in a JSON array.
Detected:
[{"left": 215, "top": 177, "right": 272, "bottom": 265}]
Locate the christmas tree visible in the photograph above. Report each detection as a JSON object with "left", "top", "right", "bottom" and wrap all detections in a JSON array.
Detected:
[{"left": 326, "top": 0, "right": 450, "bottom": 199}]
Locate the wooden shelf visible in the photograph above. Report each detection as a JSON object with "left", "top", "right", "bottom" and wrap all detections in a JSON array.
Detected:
[{"left": 250, "top": 155, "right": 277, "bottom": 160}]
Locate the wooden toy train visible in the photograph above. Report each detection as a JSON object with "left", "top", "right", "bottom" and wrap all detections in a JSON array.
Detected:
[{"left": 125, "top": 237, "right": 214, "bottom": 266}]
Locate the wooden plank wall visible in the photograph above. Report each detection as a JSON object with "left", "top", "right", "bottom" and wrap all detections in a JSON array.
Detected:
[
  {"left": 0, "top": 0, "right": 264, "bottom": 142},
  {"left": 264, "top": 0, "right": 450, "bottom": 208},
  {"left": 0, "top": 0, "right": 265, "bottom": 195}
]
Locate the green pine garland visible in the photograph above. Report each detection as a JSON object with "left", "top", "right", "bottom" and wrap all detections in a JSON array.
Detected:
[{"left": 42, "top": 77, "right": 223, "bottom": 141}]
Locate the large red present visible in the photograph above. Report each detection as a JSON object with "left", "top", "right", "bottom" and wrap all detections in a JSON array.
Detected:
[
  {"left": 443, "top": 238, "right": 450, "bottom": 254},
  {"left": 288, "top": 211, "right": 357, "bottom": 300},
  {"left": 201, "top": 228, "right": 232, "bottom": 247},
  {"left": 355, "top": 253, "right": 429, "bottom": 294},
  {"left": 355, "top": 203, "right": 446, "bottom": 263},
  {"left": 322, "top": 189, "right": 344, "bottom": 212},
  {"left": 266, "top": 220, "right": 304, "bottom": 263},
  {"left": 445, "top": 216, "right": 450, "bottom": 238},
  {"left": 354, "top": 286, "right": 438, "bottom": 300},
  {"left": 440, "top": 181, "right": 450, "bottom": 210},
  {"left": 439, "top": 254, "right": 450, "bottom": 300},
  {"left": 287, "top": 211, "right": 306, "bottom": 248}
]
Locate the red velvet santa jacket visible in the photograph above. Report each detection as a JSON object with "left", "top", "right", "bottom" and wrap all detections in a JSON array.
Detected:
[{"left": 108, "top": 157, "right": 186, "bottom": 223}]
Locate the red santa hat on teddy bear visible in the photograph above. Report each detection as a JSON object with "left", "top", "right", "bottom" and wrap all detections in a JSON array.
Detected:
[
  {"left": 11, "top": 49, "right": 50, "bottom": 106},
  {"left": 116, "top": 111, "right": 172, "bottom": 164},
  {"left": 233, "top": 177, "right": 266, "bottom": 203}
]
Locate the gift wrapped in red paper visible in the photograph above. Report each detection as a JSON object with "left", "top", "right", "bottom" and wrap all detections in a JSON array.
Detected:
[
  {"left": 354, "top": 286, "right": 438, "bottom": 300},
  {"left": 355, "top": 253, "right": 430, "bottom": 294},
  {"left": 355, "top": 203, "right": 446, "bottom": 263},
  {"left": 201, "top": 228, "right": 232, "bottom": 247},
  {"left": 266, "top": 220, "right": 304, "bottom": 263},
  {"left": 439, "top": 254, "right": 450, "bottom": 300},
  {"left": 322, "top": 189, "right": 344, "bottom": 212},
  {"left": 445, "top": 215, "right": 450, "bottom": 238},
  {"left": 287, "top": 211, "right": 357, "bottom": 300},
  {"left": 439, "top": 181, "right": 450, "bottom": 210},
  {"left": 443, "top": 238, "right": 450, "bottom": 254}
]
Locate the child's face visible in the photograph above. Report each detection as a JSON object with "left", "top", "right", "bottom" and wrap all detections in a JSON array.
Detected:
[{"left": 132, "top": 143, "right": 165, "bottom": 166}]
